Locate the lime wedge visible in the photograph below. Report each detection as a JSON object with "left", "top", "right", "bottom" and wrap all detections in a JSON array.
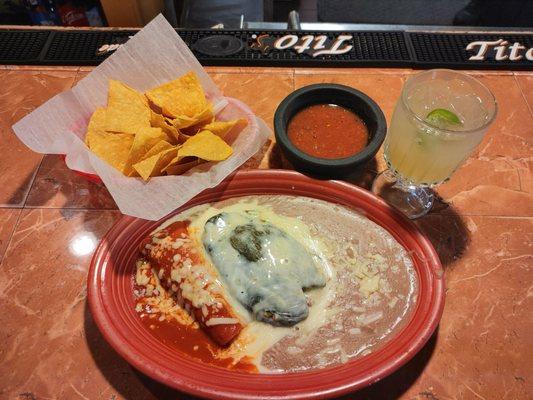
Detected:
[{"left": 426, "top": 108, "right": 462, "bottom": 128}]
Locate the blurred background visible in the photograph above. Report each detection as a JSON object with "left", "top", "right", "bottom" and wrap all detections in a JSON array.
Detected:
[{"left": 0, "top": 0, "right": 532, "bottom": 28}]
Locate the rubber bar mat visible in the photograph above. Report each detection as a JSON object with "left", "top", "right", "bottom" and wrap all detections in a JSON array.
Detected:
[
  {"left": 409, "top": 33, "right": 533, "bottom": 69},
  {"left": 39, "top": 30, "right": 411, "bottom": 67},
  {"left": 0, "top": 29, "right": 531, "bottom": 70},
  {"left": 180, "top": 30, "right": 411, "bottom": 67},
  {"left": 44, "top": 30, "right": 133, "bottom": 63},
  {"left": 0, "top": 30, "right": 50, "bottom": 63}
]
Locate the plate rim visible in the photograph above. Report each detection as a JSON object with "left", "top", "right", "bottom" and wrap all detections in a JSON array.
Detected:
[{"left": 88, "top": 169, "right": 445, "bottom": 399}]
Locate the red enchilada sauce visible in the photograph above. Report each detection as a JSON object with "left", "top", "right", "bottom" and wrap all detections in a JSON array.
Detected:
[
  {"left": 138, "top": 317, "right": 257, "bottom": 372},
  {"left": 134, "top": 219, "right": 257, "bottom": 372},
  {"left": 134, "top": 268, "right": 257, "bottom": 372},
  {"left": 287, "top": 104, "right": 369, "bottom": 159},
  {"left": 139, "top": 220, "right": 243, "bottom": 347}
]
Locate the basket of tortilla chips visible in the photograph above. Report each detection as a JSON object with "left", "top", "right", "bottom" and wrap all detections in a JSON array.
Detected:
[
  {"left": 12, "top": 15, "right": 270, "bottom": 220},
  {"left": 86, "top": 72, "right": 247, "bottom": 182}
]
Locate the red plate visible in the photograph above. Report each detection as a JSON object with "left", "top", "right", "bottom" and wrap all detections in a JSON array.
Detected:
[{"left": 88, "top": 169, "right": 445, "bottom": 399}]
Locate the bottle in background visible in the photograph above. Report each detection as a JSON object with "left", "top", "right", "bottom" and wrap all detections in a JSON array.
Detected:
[
  {"left": 55, "top": 0, "right": 89, "bottom": 26},
  {"left": 25, "top": 0, "right": 60, "bottom": 25}
]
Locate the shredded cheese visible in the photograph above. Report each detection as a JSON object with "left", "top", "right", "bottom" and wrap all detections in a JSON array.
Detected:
[
  {"left": 134, "top": 260, "right": 195, "bottom": 326},
  {"left": 205, "top": 317, "right": 239, "bottom": 326}
]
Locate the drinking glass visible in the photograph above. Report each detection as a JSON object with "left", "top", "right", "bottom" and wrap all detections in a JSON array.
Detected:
[{"left": 372, "top": 69, "right": 497, "bottom": 219}]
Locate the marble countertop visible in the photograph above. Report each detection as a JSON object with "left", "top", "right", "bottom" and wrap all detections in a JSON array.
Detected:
[{"left": 0, "top": 65, "right": 531, "bottom": 400}]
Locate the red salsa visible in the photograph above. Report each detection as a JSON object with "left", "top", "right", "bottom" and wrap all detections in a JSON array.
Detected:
[{"left": 287, "top": 104, "right": 369, "bottom": 159}]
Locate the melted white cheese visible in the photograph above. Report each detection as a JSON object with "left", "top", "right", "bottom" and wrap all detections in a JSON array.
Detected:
[
  {"left": 161, "top": 199, "right": 336, "bottom": 371},
  {"left": 203, "top": 212, "right": 326, "bottom": 325}
]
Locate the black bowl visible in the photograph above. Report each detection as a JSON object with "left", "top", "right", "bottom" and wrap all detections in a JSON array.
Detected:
[{"left": 274, "top": 84, "right": 387, "bottom": 177}]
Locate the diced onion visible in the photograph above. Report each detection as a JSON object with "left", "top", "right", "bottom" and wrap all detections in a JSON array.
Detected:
[{"left": 357, "top": 311, "right": 383, "bottom": 325}]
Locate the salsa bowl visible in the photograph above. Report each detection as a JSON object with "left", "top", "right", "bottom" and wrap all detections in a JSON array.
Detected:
[{"left": 274, "top": 84, "right": 387, "bottom": 176}]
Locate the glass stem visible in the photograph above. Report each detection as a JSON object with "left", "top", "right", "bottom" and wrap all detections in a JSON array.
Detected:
[{"left": 372, "top": 169, "right": 434, "bottom": 219}]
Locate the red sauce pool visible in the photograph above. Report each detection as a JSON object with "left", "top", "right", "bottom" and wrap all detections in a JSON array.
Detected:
[
  {"left": 287, "top": 104, "right": 369, "bottom": 159},
  {"left": 140, "top": 316, "right": 258, "bottom": 373}
]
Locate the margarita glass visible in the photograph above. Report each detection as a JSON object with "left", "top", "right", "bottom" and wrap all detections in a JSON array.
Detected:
[{"left": 372, "top": 69, "right": 497, "bottom": 218}]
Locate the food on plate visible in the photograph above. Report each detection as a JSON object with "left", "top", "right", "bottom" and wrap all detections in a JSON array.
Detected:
[
  {"left": 203, "top": 212, "right": 326, "bottom": 326},
  {"left": 287, "top": 104, "right": 369, "bottom": 159},
  {"left": 84, "top": 71, "right": 246, "bottom": 180},
  {"left": 138, "top": 220, "right": 244, "bottom": 346},
  {"left": 134, "top": 196, "right": 418, "bottom": 373}
]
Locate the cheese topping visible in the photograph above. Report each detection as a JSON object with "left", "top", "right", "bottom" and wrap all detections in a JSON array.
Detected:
[
  {"left": 145, "top": 229, "right": 222, "bottom": 309},
  {"left": 205, "top": 317, "right": 240, "bottom": 326},
  {"left": 203, "top": 211, "right": 327, "bottom": 326},
  {"left": 134, "top": 260, "right": 196, "bottom": 326}
]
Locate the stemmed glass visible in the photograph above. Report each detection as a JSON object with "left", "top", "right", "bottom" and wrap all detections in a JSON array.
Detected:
[{"left": 372, "top": 69, "right": 497, "bottom": 219}]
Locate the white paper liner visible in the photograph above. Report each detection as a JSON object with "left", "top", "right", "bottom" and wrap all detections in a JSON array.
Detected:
[{"left": 12, "top": 14, "right": 271, "bottom": 220}]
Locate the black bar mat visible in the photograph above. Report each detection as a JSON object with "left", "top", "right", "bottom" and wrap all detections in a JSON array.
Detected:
[
  {"left": 179, "top": 30, "right": 411, "bottom": 67},
  {"left": 39, "top": 30, "right": 411, "bottom": 67},
  {"left": 43, "top": 30, "right": 134, "bottom": 64},
  {"left": 0, "top": 30, "right": 51, "bottom": 64},
  {"left": 0, "top": 28, "right": 531, "bottom": 70},
  {"left": 409, "top": 32, "right": 533, "bottom": 69}
]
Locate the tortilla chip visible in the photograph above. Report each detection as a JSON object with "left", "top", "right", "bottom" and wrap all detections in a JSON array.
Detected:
[
  {"left": 145, "top": 72, "right": 210, "bottom": 121},
  {"left": 145, "top": 97, "right": 163, "bottom": 114},
  {"left": 129, "top": 127, "right": 168, "bottom": 160},
  {"left": 133, "top": 147, "right": 178, "bottom": 181},
  {"left": 201, "top": 119, "right": 246, "bottom": 139},
  {"left": 174, "top": 128, "right": 191, "bottom": 143},
  {"left": 89, "top": 132, "right": 134, "bottom": 173},
  {"left": 177, "top": 130, "right": 233, "bottom": 161},
  {"left": 169, "top": 104, "right": 214, "bottom": 130},
  {"left": 105, "top": 80, "right": 150, "bottom": 134},
  {"left": 181, "top": 113, "right": 216, "bottom": 136},
  {"left": 165, "top": 158, "right": 203, "bottom": 175},
  {"left": 130, "top": 141, "right": 178, "bottom": 176},
  {"left": 123, "top": 126, "right": 168, "bottom": 176},
  {"left": 86, "top": 107, "right": 135, "bottom": 172},
  {"left": 151, "top": 112, "right": 193, "bottom": 143},
  {"left": 150, "top": 110, "right": 180, "bottom": 143},
  {"left": 144, "top": 140, "right": 175, "bottom": 159},
  {"left": 85, "top": 107, "right": 108, "bottom": 147}
]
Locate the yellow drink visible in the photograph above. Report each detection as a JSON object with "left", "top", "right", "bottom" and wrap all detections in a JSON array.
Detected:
[{"left": 384, "top": 71, "right": 496, "bottom": 186}]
